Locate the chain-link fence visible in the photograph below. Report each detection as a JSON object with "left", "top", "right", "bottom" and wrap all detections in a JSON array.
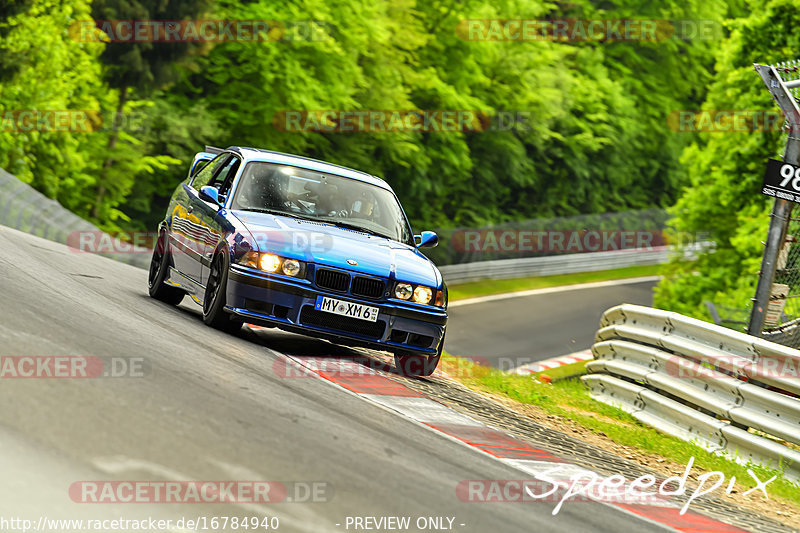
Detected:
[
  {"left": 749, "top": 61, "right": 800, "bottom": 347},
  {"left": 760, "top": 204, "right": 800, "bottom": 346}
]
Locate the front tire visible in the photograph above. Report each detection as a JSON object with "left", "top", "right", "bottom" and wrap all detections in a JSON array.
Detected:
[
  {"left": 203, "top": 251, "right": 242, "bottom": 333},
  {"left": 394, "top": 332, "right": 444, "bottom": 377},
  {"left": 395, "top": 353, "right": 441, "bottom": 377},
  {"left": 148, "top": 230, "right": 184, "bottom": 306}
]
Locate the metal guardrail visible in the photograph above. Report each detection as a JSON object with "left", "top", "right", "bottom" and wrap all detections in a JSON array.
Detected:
[
  {"left": 0, "top": 168, "right": 150, "bottom": 269},
  {"left": 438, "top": 247, "right": 670, "bottom": 284},
  {"left": 583, "top": 304, "right": 800, "bottom": 483},
  {"left": 438, "top": 242, "right": 713, "bottom": 284}
]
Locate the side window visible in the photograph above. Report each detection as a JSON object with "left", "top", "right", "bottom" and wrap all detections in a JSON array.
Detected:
[
  {"left": 191, "top": 154, "right": 229, "bottom": 190},
  {"left": 212, "top": 156, "right": 241, "bottom": 196}
]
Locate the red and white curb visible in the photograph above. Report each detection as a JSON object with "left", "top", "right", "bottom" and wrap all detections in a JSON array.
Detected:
[
  {"left": 512, "top": 349, "right": 594, "bottom": 375},
  {"left": 268, "top": 346, "right": 749, "bottom": 532}
]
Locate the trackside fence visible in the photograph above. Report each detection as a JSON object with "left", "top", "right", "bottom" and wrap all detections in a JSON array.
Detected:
[
  {"left": 583, "top": 304, "right": 800, "bottom": 483},
  {"left": 0, "top": 168, "right": 150, "bottom": 268}
]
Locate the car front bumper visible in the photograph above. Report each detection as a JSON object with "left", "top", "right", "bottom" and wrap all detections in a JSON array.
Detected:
[{"left": 225, "top": 266, "right": 446, "bottom": 356}]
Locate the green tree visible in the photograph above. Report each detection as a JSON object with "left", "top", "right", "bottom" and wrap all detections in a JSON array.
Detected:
[
  {"left": 89, "top": 0, "right": 211, "bottom": 219},
  {"left": 654, "top": 0, "right": 800, "bottom": 319}
]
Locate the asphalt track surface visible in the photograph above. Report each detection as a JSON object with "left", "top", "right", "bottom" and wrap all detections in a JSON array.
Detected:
[
  {"left": 445, "top": 279, "right": 657, "bottom": 368},
  {"left": 0, "top": 226, "right": 737, "bottom": 533}
]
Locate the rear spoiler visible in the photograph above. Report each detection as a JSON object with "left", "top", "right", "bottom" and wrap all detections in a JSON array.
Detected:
[{"left": 204, "top": 145, "right": 224, "bottom": 155}]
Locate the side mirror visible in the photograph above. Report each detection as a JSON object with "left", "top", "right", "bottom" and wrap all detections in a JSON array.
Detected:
[
  {"left": 415, "top": 231, "right": 438, "bottom": 248},
  {"left": 199, "top": 186, "right": 223, "bottom": 208}
]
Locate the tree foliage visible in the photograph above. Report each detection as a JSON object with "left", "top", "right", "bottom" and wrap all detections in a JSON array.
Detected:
[
  {"left": 0, "top": 0, "right": 734, "bottom": 237},
  {"left": 654, "top": 0, "right": 800, "bottom": 319}
]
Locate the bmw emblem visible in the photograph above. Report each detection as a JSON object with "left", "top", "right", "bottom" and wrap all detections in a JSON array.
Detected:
[{"left": 346, "top": 259, "right": 358, "bottom": 266}]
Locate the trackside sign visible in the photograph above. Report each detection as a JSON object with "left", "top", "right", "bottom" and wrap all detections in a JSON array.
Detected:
[{"left": 762, "top": 159, "right": 800, "bottom": 203}]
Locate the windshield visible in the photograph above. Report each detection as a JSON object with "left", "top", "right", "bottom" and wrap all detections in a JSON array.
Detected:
[{"left": 231, "top": 162, "right": 414, "bottom": 244}]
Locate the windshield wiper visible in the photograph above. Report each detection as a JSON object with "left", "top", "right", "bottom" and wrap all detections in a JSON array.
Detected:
[
  {"left": 238, "top": 208, "right": 308, "bottom": 220},
  {"left": 318, "top": 219, "right": 394, "bottom": 240}
]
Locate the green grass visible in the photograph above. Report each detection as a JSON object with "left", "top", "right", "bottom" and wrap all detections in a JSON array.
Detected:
[
  {"left": 448, "top": 264, "right": 664, "bottom": 301},
  {"left": 533, "top": 359, "right": 590, "bottom": 383},
  {"left": 439, "top": 353, "right": 800, "bottom": 509}
]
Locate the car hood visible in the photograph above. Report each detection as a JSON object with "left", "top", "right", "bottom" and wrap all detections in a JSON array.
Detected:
[{"left": 232, "top": 210, "right": 440, "bottom": 287}]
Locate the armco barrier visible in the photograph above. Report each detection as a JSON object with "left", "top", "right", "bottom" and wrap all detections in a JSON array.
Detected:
[
  {"left": 438, "top": 242, "right": 710, "bottom": 284},
  {"left": 0, "top": 168, "right": 150, "bottom": 268},
  {"left": 438, "top": 248, "right": 670, "bottom": 284},
  {"left": 583, "top": 304, "right": 800, "bottom": 483}
]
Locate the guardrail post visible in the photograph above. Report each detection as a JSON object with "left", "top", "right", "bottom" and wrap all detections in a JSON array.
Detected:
[
  {"left": 749, "top": 63, "right": 800, "bottom": 336},
  {"left": 749, "top": 200, "right": 793, "bottom": 336}
]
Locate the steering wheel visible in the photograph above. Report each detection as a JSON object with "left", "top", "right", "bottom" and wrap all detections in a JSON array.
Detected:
[{"left": 287, "top": 192, "right": 314, "bottom": 214}]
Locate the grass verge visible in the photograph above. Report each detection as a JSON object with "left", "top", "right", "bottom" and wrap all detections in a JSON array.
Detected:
[
  {"left": 439, "top": 353, "right": 800, "bottom": 511},
  {"left": 447, "top": 264, "right": 663, "bottom": 301}
]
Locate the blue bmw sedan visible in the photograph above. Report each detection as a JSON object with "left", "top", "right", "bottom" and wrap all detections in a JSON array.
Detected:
[{"left": 148, "top": 146, "right": 447, "bottom": 376}]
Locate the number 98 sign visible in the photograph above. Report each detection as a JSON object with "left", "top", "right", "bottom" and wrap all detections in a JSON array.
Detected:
[{"left": 763, "top": 159, "right": 800, "bottom": 203}]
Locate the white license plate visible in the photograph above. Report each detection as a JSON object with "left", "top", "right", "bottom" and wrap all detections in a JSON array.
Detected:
[{"left": 315, "top": 296, "right": 379, "bottom": 322}]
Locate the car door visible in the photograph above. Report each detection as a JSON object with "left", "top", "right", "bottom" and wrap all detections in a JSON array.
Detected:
[
  {"left": 193, "top": 154, "right": 242, "bottom": 286},
  {"left": 170, "top": 153, "right": 230, "bottom": 283}
]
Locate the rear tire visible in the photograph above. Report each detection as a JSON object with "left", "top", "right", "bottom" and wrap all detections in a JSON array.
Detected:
[
  {"left": 148, "top": 230, "right": 184, "bottom": 306},
  {"left": 203, "top": 251, "right": 242, "bottom": 333}
]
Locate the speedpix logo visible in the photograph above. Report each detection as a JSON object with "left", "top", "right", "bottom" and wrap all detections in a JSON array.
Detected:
[{"left": 457, "top": 457, "right": 775, "bottom": 516}]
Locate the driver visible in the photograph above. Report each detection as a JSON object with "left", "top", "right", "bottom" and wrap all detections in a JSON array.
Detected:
[
  {"left": 350, "top": 190, "right": 377, "bottom": 221},
  {"left": 312, "top": 180, "right": 349, "bottom": 217}
]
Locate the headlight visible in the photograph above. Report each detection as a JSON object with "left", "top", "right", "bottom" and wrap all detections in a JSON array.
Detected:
[
  {"left": 413, "top": 286, "right": 433, "bottom": 304},
  {"left": 394, "top": 282, "right": 442, "bottom": 306},
  {"left": 238, "top": 252, "right": 304, "bottom": 277},
  {"left": 260, "top": 253, "right": 282, "bottom": 273},
  {"left": 282, "top": 259, "right": 301, "bottom": 276},
  {"left": 395, "top": 283, "right": 413, "bottom": 300}
]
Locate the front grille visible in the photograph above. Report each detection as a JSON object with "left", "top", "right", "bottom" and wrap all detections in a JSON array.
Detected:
[
  {"left": 299, "top": 306, "right": 386, "bottom": 339},
  {"left": 351, "top": 276, "right": 385, "bottom": 299},
  {"left": 315, "top": 268, "right": 349, "bottom": 292}
]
